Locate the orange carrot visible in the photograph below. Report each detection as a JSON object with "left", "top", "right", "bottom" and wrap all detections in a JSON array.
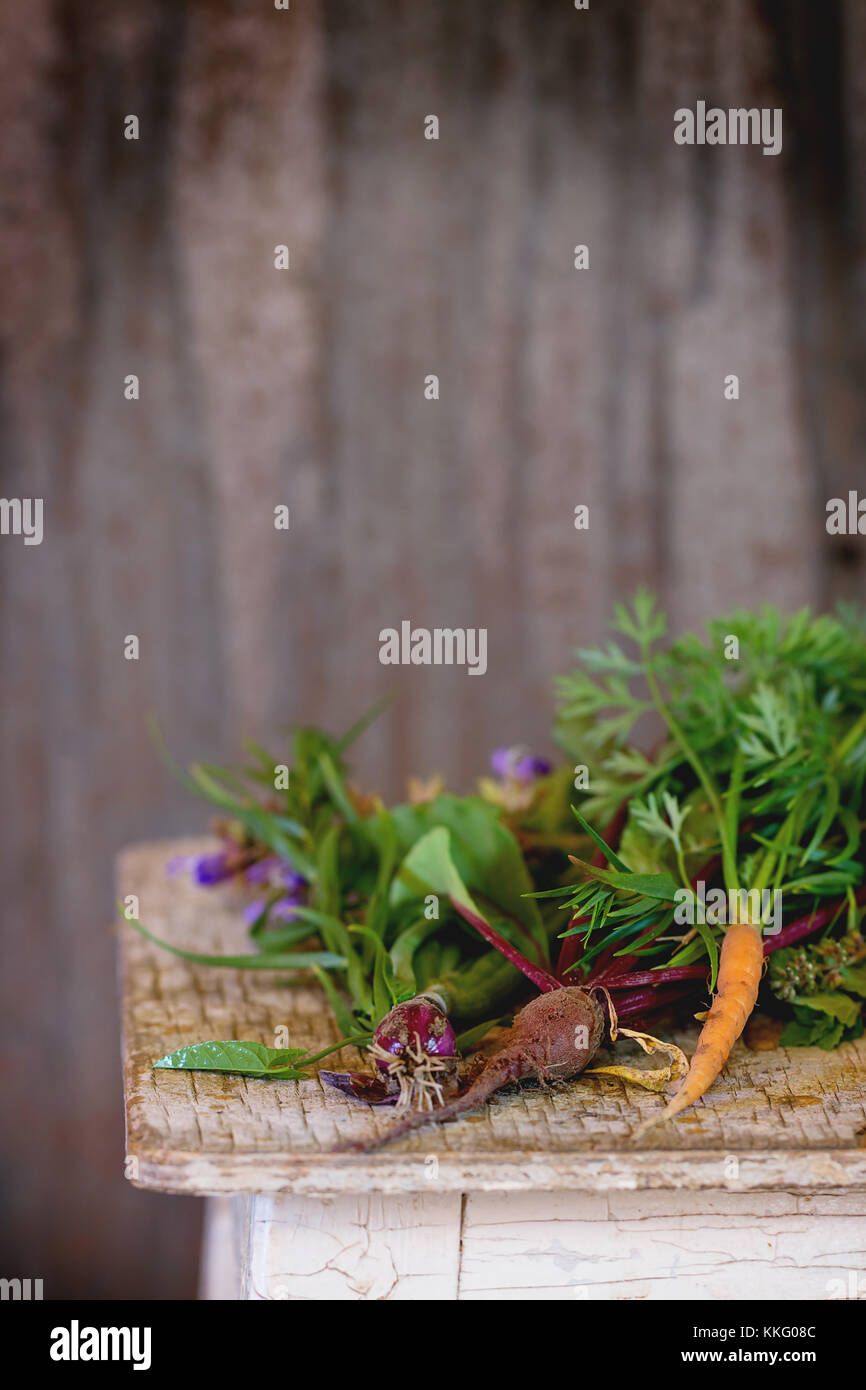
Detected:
[{"left": 642, "top": 919, "right": 764, "bottom": 1130}]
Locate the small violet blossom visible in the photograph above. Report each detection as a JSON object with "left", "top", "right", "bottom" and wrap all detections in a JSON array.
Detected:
[
  {"left": 165, "top": 851, "right": 234, "bottom": 886},
  {"left": 490, "top": 746, "right": 551, "bottom": 784},
  {"left": 193, "top": 852, "right": 234, "bottom": 886},
  {"left": 166, "top": 855, "right": 198, "bottom": 878},
  {"left": 243, "top": 892, "right": 305, "bottom": 928},
  {"left": 245, "top": 856, "right": 305, "bottom": 893},
  {"left": 242, "top": 856, "right": 308, "bottom": 928},
  {"left": 166, "top": 851, "right": 307, "bottom": 930}
]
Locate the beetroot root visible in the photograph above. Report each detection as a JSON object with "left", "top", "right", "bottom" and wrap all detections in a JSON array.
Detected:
[{"left": 348, "top": 987, "right": 605, "bottom": 1152}]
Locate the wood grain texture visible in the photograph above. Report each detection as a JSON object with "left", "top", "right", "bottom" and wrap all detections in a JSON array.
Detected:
[
  {"left": 121, "top": 840, "right": 866, "bottom": 1196},
  {"left": 2, "top": 0, "right": 865, "bottom": 1295}
]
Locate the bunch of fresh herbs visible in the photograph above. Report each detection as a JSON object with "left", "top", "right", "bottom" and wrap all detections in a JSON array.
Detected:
[
  {"left": 553, "top": 590, "right": 866, "bottom": 1045},
  {"left": 131, "top": 591, "right": 866, "bottom": 1080}
]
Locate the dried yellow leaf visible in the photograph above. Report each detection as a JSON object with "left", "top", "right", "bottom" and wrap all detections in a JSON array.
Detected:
[{"left": 586, "top": 1026, "right": 689, "bottom": 1094}]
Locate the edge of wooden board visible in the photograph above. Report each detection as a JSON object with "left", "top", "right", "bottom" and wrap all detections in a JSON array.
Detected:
[{"left": 126, "top": 1145, "right": 866, "bottom": 1198}]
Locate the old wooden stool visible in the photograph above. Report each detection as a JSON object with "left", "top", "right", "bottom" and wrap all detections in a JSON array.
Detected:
[{"left": 119, "top": 840, "right": 866, "bottom": 1300}]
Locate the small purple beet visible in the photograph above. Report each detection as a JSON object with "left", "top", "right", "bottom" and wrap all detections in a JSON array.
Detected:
[
  {"left": 371, "top": 994, "right": 457, "bottom": 1066},
  {"left": 321, "top": 996, "right": 460, "bottom": 1112}
]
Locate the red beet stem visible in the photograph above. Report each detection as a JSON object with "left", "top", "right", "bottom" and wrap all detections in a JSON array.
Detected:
[
  {"left": 611, "top": 984, "right": 696, "bottom": 1019},
  {"left": 603, "top": 964, "right": 708, "bottom": 989},
  {"left": 450, "top": 896, "right": 560, "bottom": 993},
  {"left": 759, "top": 887, "right": 866, "bottom": 953}
]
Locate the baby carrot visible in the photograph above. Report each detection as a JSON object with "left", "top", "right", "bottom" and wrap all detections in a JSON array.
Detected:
[{"left": 642, "top": 918, "right": 764, "bottom": 1129}]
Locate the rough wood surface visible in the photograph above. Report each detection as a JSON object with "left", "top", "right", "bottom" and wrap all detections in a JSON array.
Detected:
[{"left": 120, "top": 839, "right": 866, "bottom": 1196}]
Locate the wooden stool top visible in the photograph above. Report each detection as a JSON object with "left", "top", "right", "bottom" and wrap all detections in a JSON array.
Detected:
[{"left": 119, "top": 839, "right": 866, "bottom": 1197}]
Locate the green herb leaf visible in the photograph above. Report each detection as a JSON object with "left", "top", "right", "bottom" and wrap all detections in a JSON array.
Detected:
[
  {"left": 840, "top": 964, "right": 866, "bottom": 998},
  {"left": 780, "top": 1014, "right": 845, "bottom": 1050},
  {"left": 789, "top": 992, "right": 861, "bottom": 1027},
  {"left": 567, "top": 857, "right": 681, "bottom": 903},
  {"left": 123, "top": 912, "right": 345, "bottom": 972},
  {"left": 153, "top": 1040, "right": 310, "bottom": 1078},
  {"left": 570, "top": 805, "right": 632, "bottom": 873},
  {"left": 389, "top": 796, "right": 549, "bottom": 964}
]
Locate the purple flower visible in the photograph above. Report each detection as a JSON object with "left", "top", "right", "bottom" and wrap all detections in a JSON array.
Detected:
[
  {"left": 272, "top": 893, "right": 304, "bottom": 921},
  {"left": 490, "top": 747, "right": 514, "bottom": 778},
  {"left": 279, "top": 868, "right": 307, "bottom": 893},
  {"left": 490, "top": 746, "right": 551, "bottom": 783},
  {"left": 514, "top": 755, "right": 551, "bottom": 783},
  {"left": 243, "top": 891, "right": 305, "bottom": 928},
  {"left": 245, "top": 857, "right": 278, "bottom": 884},
  {"left": 193, "top": 852, "right": 233, "bottom": 886},
  {"left": 245, "top": 857, "right": 306, "bottom": 893}
]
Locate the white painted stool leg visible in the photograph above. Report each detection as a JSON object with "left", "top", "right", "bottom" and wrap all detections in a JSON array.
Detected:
[
  {"left": 239, "top": 1192, "right": 462, "bottom": 1300},
  {"left": 199, "top": 1195, "right": 244, "bottom": 1299}
]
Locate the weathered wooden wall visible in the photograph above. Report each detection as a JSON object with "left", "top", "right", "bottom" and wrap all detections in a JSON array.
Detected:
[{"left": 1, "top": 0, "right": 864, "bottom": 1298}]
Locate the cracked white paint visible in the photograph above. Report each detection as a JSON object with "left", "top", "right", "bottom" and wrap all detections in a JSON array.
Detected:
[
  {"left": 201, "top": 1187, "right": 866, "bottom": 1301},
  {"left": 240, "top": 1193, "right": 460, "bottom": 1300}
]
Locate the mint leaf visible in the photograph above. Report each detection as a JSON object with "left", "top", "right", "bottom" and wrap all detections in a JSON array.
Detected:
[{"left": 153, "top": 1040, "right": 310, "bottom": 1078}]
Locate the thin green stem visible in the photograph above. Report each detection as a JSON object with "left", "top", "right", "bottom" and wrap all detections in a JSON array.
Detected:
[
  {"left": 674, "top": 843, "right": 691, "bottom": 893},
  {"left": 833, "top": 708, "right": 866, "bottom": 765},
  {"left": 642, "top": 648, "right": 735, "bottom": 890},
  {"left": 299, "top": 1033, "right": 373, "bottom": 1068}
]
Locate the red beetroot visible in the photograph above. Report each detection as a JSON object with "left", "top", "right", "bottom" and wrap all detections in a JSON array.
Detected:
[
  {"left": 370, "top": 994, "right": 457, "bottom": 1066},
  {"left": 353, "top": 986, "right": 604, "bottom": 1150},
  {"left": 367, "top": 993, "right": 459, "bottom": 1110},
  {"left": 322, "top": 994, "right": 459, "bottom": 1110}
]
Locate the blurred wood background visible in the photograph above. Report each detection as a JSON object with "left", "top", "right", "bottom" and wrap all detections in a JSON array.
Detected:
[{"left": 1, "top": 0, "right": 864, "bottom": 1299}]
